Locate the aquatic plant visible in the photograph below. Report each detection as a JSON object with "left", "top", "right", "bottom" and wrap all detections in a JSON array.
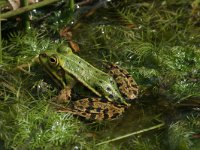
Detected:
[{"left": 0, "top": 0, "right": 200, "bottom": 149}]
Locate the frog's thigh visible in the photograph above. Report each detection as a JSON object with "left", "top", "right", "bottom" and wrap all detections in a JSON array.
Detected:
[
  {"left": 107, "top": 64, "right": 138, "bottom": 101},
  {"left": 71, "top": 98, "right": 125, "bottom": 120}
]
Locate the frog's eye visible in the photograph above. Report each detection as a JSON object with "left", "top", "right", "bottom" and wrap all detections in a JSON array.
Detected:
[{"left": 49, "top": 55, "right": 58, "bottom": 66}]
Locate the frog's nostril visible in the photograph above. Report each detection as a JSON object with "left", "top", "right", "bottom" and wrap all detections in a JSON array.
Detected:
[
  {"left": 106, "top": 87, "right": 111, "bottom": 91},
  {"left": 40, "top": 53, "right": 47, "bottom": 57}
]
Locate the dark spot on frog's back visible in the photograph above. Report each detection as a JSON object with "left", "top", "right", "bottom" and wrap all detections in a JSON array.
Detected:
[
  {"left": 116, "top": 82, "right": 123, "bottom": 87},
  {"left": 106, "top": 87, "right": 111, "bottom": 91},
  {"left": 117, "top": 98, "right": 122, "bottom": 103},
  {"left": 86, "top": 106, "right": 93, "bottom": 113},
  {"left": 103, "top": 113, "right": 109, "bottom": 120},
  {"left": 119, "top": 68, "right": 125, "bottom": 73},
  {"left": 88, "top": 98, "right": 93, "bottom": 101},
  {"left": 90, "top": 113, "right": 97, "bottom": 120},
  {"left": 108, "top": 94, "right": 114, "bottom": 99},
  {"left": 111, "top": 113, "right": 120, "bottom": 119},
  {"left": 81, "top": 112, "right": 87, "bottom": 116},
  {"left": 87, "top": 98, "right": 94, "bottom": 107},
  {"left": 103, "top": 108, "right": 109, "bottom": 114},
  {"left": 109, "top": 78, "right": 115, "bottom": 84},
  {"left": 112, "top": 74, "right": 118, "bottom": 79},
  {"left": 96, "top": 107, "right": 101, "bottom": 112},
  {"left": 94, "top": 85, "right": 100, "bottom": 91},
  {"left": 125, "top": 98, "right": 132, "bottom": 104},
  {"left": 100, "top": 98, "right": 107, "bottom": 103}
]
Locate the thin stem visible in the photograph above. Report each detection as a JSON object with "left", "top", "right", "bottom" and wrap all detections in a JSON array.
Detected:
[
  {"left": 0, "top": 9, "right": 1, "bottom": 63},
  {"left": 69, "top": 0, "right": 75, "bottom": 13},
  {"left": 0, "top": 0, "right": 59, "bottom": 19},
  {"left": 21, "top": 0, "right": 30, "bottom": 30},
  {"left": 96, "top": 122, "right": 165, "bottom": 146}
]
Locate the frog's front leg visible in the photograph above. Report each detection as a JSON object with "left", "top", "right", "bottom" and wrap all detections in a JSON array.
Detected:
[
  {"left": 53, "top": 86, "right": 72, "bottom": 103},
  {"left": 57, "top": 98, "right": 126, "bottom": 121},
  {"left": 54, "top": 73, "right": 78, "bottom": 103}
]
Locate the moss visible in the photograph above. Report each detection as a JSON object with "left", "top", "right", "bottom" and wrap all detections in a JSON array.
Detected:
[{"left": 1, "top": 0, "right": 200, "bottom": 149}]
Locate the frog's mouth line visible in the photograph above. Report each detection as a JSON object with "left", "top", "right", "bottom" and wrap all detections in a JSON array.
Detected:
[{"left": 44, "top": 67, "right": 63, "bottom": 88}]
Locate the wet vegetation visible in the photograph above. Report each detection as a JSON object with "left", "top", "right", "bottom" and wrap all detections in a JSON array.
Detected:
[{"left": 0, "top": 0, "right": 200, "bottom": 149}]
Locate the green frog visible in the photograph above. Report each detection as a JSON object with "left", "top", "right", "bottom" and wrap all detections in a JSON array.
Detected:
[{"left": 39, "top": 46, "right": 138, "bottom": 121}]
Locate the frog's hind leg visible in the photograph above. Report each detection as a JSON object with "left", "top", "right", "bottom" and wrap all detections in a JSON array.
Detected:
[
  {"left": 106, "top": 64, "right": 138, "bottom": 103},
  {"left": 57, "top": 98, "right": 126, "bottom": 121}
]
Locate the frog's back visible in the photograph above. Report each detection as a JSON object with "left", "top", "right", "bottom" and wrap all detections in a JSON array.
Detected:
[{"left": 61, "top": 53, "right": 127, "bottom": 105}]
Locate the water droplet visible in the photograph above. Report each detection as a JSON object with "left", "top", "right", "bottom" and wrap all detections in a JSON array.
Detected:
[
  {"left": 138, "top": 25, "right": 142, "bottom": 29},
  {"left": 73, "top": 146, "right": 80, "bottom": 150}
]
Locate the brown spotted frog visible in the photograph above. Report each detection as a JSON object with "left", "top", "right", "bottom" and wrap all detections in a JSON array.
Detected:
[{"left": 39, "top": 46, "right": 138, "bottom": 121}]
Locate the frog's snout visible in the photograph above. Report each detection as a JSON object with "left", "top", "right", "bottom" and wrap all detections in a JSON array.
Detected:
[{"left": 39, "top": 53, "right": 47, "bottom": 58}]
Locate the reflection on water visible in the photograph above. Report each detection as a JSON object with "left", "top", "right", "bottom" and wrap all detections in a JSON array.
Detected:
[{"left": 95, "top": 100, "right": 162, "bottom": 142}]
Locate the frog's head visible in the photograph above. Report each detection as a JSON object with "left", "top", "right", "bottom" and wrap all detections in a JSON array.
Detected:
[{"left": 39, "top": 46, "right": 72, "bottom": 88}]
